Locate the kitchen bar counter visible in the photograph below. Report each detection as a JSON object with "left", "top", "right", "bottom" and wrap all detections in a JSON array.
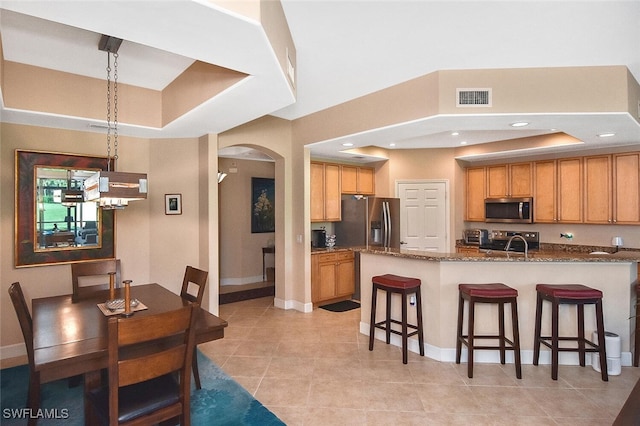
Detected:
[
  {"left": 358, "top": 247, "right": 638, "bottom": 368},
  {"left": 358, "top": 246, "right": 640, "bottom": 262}
]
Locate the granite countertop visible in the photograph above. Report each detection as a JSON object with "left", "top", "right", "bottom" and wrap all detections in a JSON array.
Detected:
[{"left": 356, "top": 246, "right": 640, "bottom": 262}]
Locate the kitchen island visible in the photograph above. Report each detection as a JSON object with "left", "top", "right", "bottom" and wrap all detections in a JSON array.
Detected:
[{"left": 357, "top": 247, "right": 639, "bottom": 367}]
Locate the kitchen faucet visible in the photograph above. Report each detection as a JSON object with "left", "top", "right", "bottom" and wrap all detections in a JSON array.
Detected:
[{"left": 505, "top": 235, "right": 528, "bottom": 259}]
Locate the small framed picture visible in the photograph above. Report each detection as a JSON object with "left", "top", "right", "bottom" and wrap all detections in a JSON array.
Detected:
[{"left": 165, "top": 194, "right": 182, "bottom": 215}]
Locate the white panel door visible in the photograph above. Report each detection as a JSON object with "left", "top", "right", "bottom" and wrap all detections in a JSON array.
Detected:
[{"left": 398, "top": 181, "right": 448, "bottom": 252}]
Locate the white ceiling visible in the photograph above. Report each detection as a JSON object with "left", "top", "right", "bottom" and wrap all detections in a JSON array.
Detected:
[{"left": 1, "top": 1, "right": 640, "bottom": 163}]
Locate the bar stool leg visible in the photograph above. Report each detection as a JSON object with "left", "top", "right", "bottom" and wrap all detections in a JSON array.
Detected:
[
  {"left": 385, "top": 290, "right": 392, "bottom": 344},
  {"left": 415, "top": 289, "right": 425, "bottom": 356},
  {"left": 577, "top": 304, "right": 586, "bottom": 366},
  {"left": 533, "top": 292, "right": 543, "bottom": 366},
  {"left": 595, "top": 300, "right": 608, "bottom": 381},
  {"left": 467, "top": 298, "right": 476, "bottom": 378},
  {"left": 456, "top": 293, "right": 464, "bottom": 364},
  {"left": 401, "top": 291, "right": 408, "bottom": 364},
  {"left": 369, "top": 284, "right": 378, "bottom": 351},
  {"left": 551, "top": 298, "right": 559, "bottom": 380},
  {"left": 498, "top": 302, "right": 506, "bottom": 364},
  {"left": 511, "top": 299, "right": 522, "bottom": 379}
]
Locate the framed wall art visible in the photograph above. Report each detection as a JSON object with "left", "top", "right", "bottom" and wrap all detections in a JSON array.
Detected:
[
  {"left": 165, "top": 193, "right": 182, "bottom": 215},
  {"left": 251, "top": 177, "right": 275, "bottom": 233}
]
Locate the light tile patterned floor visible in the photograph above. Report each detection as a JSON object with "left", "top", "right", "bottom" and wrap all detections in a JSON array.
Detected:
[{"left": 199, "top": 296, "right": 640, "bottom": 425}]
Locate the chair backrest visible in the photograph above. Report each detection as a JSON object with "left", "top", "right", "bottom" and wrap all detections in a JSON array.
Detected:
[
  {"left": 180, "top": 266, "right": 208, "bottom": 304},
  {"left": 107, "top": 304, "right": 197, "bottom": 425},
  {"left": 8, "top": 282, "right": 35, "bottom": 368},
  {"left": 71, "top": 259, "right": 121, "bottom": 302}
]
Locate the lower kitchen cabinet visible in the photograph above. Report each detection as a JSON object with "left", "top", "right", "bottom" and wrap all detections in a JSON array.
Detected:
[{"left": 312, "top": 250, "right": 355, "bottom": 304}]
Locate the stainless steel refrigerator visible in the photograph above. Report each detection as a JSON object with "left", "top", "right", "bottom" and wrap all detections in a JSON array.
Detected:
[
  {"left": 335, "top": 195, "right": 401, "bottom": 249},
  {"left": 335, "top": 195, "right": 401, "bottom": 301}
]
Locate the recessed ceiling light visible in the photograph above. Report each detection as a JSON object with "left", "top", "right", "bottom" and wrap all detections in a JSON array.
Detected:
[
  {"left": 597, "top": 132, "right": 615, "bottom": 138},
  {"left": 510, "top": 121, "right": 529, "bottom": 127},
  {"left": 451, "top": 132, "right": 459, "bottom": 136},
  {"left": 460, "top": 141, "right": 467, "bottom": 145},
  {"left": 389, "top": 143, "right": 396, "bottom": 147},
  {"left": 342, "top": 142, "right": 354, "bottom": 147}
]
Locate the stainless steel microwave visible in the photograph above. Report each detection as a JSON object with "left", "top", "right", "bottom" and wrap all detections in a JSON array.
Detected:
[{"left": 484, "top": 197, "right": 533, "bottom": 223}]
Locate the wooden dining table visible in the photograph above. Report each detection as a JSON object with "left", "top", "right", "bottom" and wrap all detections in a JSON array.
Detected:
[{"left": 32, "top": 283, "right": 228, "bottom": 396}]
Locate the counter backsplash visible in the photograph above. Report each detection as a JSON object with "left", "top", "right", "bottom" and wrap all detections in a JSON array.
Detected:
[{"left": 456, "top": 240, "right": 639, "bottom": 254}]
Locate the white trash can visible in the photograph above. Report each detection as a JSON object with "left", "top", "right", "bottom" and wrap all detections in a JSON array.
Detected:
[{"left": 592, "top": 331, "right": 621, "bottom": 376}]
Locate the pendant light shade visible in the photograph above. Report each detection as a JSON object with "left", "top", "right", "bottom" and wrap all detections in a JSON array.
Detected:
[{"left": 84, "top": 171, "right": 148, "bottom": 209}]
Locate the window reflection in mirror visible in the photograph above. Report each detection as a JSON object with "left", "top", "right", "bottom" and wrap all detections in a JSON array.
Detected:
[{"left": 34, "top": 167, "right": 101, "bottom": 251}]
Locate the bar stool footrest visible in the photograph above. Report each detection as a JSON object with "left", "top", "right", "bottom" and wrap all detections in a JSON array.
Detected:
[
  {"left": 538, "top": 337, "right": 602, "bottom": 352},
  {"left": 374, "top": 320, "right": 420, "bottom": 338}
]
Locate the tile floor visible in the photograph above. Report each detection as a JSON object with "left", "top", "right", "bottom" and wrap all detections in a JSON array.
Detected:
[{"left": 199, "top": 296, "right": 640, "bottom": 425}]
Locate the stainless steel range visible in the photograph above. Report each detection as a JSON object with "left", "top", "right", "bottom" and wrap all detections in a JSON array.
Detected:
[{"left": 480, "top": 230, "right": 540, "bottom": 253}]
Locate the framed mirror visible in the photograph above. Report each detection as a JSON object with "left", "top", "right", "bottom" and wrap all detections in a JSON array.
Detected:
[{"left": 15, "top": 150, "right": 115, "bottom": 267}]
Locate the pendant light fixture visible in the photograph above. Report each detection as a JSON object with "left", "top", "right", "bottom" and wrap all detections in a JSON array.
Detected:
[{"left": 84, "top": 35, "right": 148, "bottom": 209}]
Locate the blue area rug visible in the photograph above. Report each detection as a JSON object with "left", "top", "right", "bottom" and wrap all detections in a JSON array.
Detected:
[{"left": 0, "top": 350, "right": 284, "bottom": 425}]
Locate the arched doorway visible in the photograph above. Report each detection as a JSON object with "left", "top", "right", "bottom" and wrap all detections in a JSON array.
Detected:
[{"left": 217, "top": 147, "right": 280, "bottom": 304}]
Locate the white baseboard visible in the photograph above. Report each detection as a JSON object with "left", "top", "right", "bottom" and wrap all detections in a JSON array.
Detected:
[
  {"left": 359, "top": 321, "right": 633, "bottom": 367},
  {"left": 220, "top": 275, "right": 264, "bottom": 286},
  {"left": 274, "top": 297, "right": 312, "bottom": 313},
  {"left": 1, "top": 343, "right": 26, "bottom": 361}
]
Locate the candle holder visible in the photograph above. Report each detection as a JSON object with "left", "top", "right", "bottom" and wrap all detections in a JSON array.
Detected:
[
  {"left": 122, "top": 280, "right": 134, "bottom": 317},
  {"left": 108, "top": 271, "right": 116, "bottom": 302}
]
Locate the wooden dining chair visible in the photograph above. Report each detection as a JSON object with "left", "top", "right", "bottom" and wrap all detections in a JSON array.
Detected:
[
  {"left": 71, "top": 259, "right": 121, "bottom": 302},
  {"left": 86, "top": 303, "right": 198, "bottom": 426},
  {"left": 8, "top": 282, "right": 61, "bottom": 426},
  {"left": 180, "top": 266, "right": 208, "bottom": 389}
]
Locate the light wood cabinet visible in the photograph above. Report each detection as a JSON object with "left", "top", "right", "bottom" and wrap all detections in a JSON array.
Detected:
[
  {"left": 465, "top": 167, "right": 485, "bottom": 221},
  {"left": 533, "top": 160, "right": 557, "bottom": 223},
  {"left": 341, "top": 165, "right": 375, "bottom": 195},
  {"left": 312, "top": 250, "right": 355, "bottom": 304},
  {"left": 584, "top": 155, "right": 612, "bottom": 223},
  {"left": 470, "top": 151, "right": 640, "bottom": 225},
  {"left": 311, "top": 162, "right": 341, "bottom": 222},
  {"left": 486, "top": 162, "right": 532, "bottom": 198},
  {"left": 613, "top": 152, "right": 640, "bottom": 224},
  {"left": 533, "top": 158, "right": 582, "bottom": 223},
  {"left": 582, "top": 152, "right": 640, "bottom": 224},
  {"left": 557, "top": 158, "right": 583, "bottom": 223}
]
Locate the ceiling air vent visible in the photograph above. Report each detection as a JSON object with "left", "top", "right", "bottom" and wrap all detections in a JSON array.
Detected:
[{"left": 456, "top": 88, "right": 492, "bottom": 107}]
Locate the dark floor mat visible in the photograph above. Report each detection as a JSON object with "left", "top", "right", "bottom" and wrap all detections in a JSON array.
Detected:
[{"left": 319, "top": 300, "right": 360, "bottom": 312}]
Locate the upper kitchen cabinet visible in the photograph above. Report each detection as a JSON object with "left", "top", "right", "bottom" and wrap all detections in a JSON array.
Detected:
[
  {"left": 465, "top": 167, "right": 485, "bottom": 221},
  {"left": 613, "top": 152, "right": 640, "bottom": 224},
  {"left": 533, "top": 158, "right": 583, "bottom": 223},
  {"left": 584, "top": 155, "right": 612, "bottom": 224},
  {"left": 486, "top": 162, "right": 532, "bottom": 198},
  {"left": 341, "top": 165, "right": 375, "bottom": 195},
  {"left": 311, "top": 161, "right": 342, "bottom": 222},
  {"left": 581, "top": 153, "right": 640, "bottom": 224}
]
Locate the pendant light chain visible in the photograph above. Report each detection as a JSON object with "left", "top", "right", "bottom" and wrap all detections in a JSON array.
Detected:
[
  {"left": 105, "top": 51, "right": 119, "bottom": 172},
  {"left": 106, "top": 52, "right": 112, "bottom": 171},
  {"left": 113, "top": 52, "right": 119, "bottom": 168}
]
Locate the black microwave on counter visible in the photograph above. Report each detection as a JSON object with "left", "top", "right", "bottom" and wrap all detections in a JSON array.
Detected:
[{"left": 484, "top": 197, "right": 533, "bottom": 223}]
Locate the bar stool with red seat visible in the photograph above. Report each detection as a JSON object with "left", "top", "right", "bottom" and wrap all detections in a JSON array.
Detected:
[
  {"left": 456, "top": 283, "right": 522, "bottom": 379},
  {"left": 369, "top": 274, "right": 424, "bottom": 364},
  {"left": 533, "top": 283, "right": 608, "bottom": 381}
]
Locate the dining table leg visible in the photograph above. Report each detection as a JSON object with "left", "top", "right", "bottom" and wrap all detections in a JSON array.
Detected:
[{"left": 83, "top": 370, "right": 102, "bottom": 424}]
